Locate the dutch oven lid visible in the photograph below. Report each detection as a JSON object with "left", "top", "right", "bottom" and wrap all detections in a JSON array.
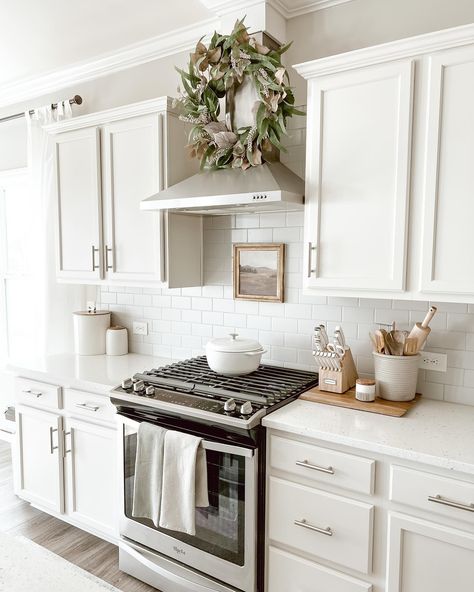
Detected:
[{"left": 207, "top": 333, "right": 263, "bottom": 353}]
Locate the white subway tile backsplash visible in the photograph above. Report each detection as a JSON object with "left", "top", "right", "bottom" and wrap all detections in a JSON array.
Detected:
[
  {"left": 312, "top": 304, "right": 342, "bottom": 322},
  {"left": 97, "top": 212, "right": 474, "bottom": 407}
]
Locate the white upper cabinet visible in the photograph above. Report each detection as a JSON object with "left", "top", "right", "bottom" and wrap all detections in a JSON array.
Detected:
[
  {"left": 296, "top": 25, "right": 474, "bottom": 302},
  {"left": 54, "top": 128, "right": 102, "bottom": 280},
  {"left": 102, "top": 114, "right": 162, "bottom": 283},
  {"left": 420, "top": 45, "right": 474, "bottom": 296},
  {"left": 302, "top": 60, "right": 413, "bottom": 292},
  {"left": 48, "top": 98, "right": 201, "bottom": 288}
]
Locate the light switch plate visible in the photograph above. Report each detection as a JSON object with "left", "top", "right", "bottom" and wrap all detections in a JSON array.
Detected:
[
  {"left": 133, "top": 321, "right": 148, "bottom": 336},
  {"left": 418, "top": 351, "right": 447, "bottom": 372}
]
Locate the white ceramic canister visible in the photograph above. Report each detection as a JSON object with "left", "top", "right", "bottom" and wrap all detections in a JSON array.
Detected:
[
  {"left": 106, "top": 326, "right": 128, "bottom": 356},
  {"left": 206, "top": 333, "right": 267, "bottom": 376},
  {"left": 355, "top": 378, "right": 376, "bottom": 402},
  {"left": 373, "top": 352, "right": 421, "bottom": 401},
  {"left": 73, "top": 310, "right": 111, "bottom": 355}
]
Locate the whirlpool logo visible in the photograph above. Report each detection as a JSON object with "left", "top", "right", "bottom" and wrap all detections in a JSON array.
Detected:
[{"left": 173, "top": 545, "right": 186, "bottom": 556}]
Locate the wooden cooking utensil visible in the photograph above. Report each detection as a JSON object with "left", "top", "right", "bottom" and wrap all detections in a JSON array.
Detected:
[
  {"left": 385, "top": 331, "right": 406, "bottom": 356},
  {"left": 408, "top": 306, "right": 437, "bottom": 352},
  {"left": 374, "top": 329, "right": 387, "bottom": 354},
  {"left": 369, "top": 332, "right": 378, "bottom": 352},
  {"left": 404, "top": 337, "right": 418, "bottom": 356}
]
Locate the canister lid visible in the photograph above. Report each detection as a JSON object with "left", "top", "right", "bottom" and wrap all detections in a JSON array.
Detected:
[
  {"left": 73, "top": 310, "right": 110, "bottom": 316},
  {"left": 356, "top": 378, "right": 376, "bottom": 386}
]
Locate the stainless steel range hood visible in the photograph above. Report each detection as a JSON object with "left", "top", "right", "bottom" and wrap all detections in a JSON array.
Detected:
[{"left": 140, "top": 161, "right": 304, "bottom": 215}]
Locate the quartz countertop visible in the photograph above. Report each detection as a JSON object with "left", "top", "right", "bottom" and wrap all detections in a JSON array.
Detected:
[
  {"left": 262, "top": 398, "right": 474, "bottom": 476},
  {"left": 6, "top": 353, "right": 173, "bottom": 395}
]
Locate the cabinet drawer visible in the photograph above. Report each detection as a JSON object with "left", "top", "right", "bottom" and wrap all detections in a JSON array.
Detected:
[
  {"left": 268, "top": 546, "right": 372, "bottom": 592},
  {"left": 15, "top": 378, "right": 61, "bottom": 410},
  {"left": 64, "top": 389, "right": 115, "bottom": 424},
  {"left": 390, "top": 465, "right": 474, "bottom": 525},
  {"left": 268, "top": 476, "right": 373, "bottom": 574},
  {"left": 269, "top": 434, "right": 375, "bottom": 495}
]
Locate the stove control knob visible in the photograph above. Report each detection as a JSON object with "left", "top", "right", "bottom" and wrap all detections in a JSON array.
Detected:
[
  {"left": 121, "top": 378, "right": 133, "bottom": 390},
  {"left": 224, "top": 398, "right": 236, "bottom": 413},
  {"left": 133, "top": 380, "right": 145, "bottom": 393},
  {"left": 145, "top": 385, "right": 155, "bottom": 397},
  {"left": 240, "top": 401, "right": 253, "bottom": 416}
]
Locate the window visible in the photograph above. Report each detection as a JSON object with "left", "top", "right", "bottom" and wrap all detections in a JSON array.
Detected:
[{"left": 0, "top": 168, "right": 39, "bottom": 363}]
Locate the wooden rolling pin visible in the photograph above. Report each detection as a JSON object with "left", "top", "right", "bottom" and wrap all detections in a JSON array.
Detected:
[{"left": 408, "top": 306, "right": 437, "bottom": 352}]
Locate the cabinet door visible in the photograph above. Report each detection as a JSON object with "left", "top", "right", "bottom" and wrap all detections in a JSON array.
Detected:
[
  {"left": 15, "top": 405, "right": 64, "bottom": 513},
  {"left": 387, "top": 512, "right": 474, "bottom": 592},
  {"left": 64, "top": 418, "right": 116, "bottom": 537},
  {"left": 54, "top": 128, "right": 103, "bottom": 280},
  {"left": 102, "top": 114, "right": 163, "bottom": 283},
  {"left": 421, "top": 45, "right": 474, "bottom": 295},
  {"left": 304, "top": 60, "right": 413, "bottom": 292}
]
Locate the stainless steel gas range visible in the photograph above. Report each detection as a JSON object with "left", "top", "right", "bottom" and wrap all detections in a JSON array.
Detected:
[{"left": 111, "top": 356, "right": 318, "bottom": 592}]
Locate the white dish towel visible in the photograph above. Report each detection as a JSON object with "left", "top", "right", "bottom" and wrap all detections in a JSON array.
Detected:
[
  {"left": 159, "top": 431, "right": 209, "bottom": 535},
  {"left": 132, "top": 422, "right": 166, "bottom": 527}
]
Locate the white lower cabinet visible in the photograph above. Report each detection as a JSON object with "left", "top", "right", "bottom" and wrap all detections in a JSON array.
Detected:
[
  {"left": 386, "top": 512, "right": 474, "bottom": 592},
  {"left": 14, "top": 380, "right": 117, "bottom": 541},
  {"left": 64, "top": 418, "right": 116, "bottom": 538},
  {"left": 266, "top": 430, "right": 474, "bottom": 592},
  {"left": 15, "top": 405, "right": 64, "bottom": 513}
]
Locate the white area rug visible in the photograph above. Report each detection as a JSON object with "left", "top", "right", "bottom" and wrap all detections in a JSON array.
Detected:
[{"left": 0, "top": 532, "right": 120, "bottom": 592}]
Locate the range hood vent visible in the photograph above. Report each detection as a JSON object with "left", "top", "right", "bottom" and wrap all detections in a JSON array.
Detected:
[{"left": 141, "top": 161, "right": 304, "bottom": 215}]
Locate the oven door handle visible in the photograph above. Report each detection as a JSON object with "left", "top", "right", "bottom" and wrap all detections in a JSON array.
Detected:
[{"left": 118, "top": 414, "right": 254, "bottom": 458}]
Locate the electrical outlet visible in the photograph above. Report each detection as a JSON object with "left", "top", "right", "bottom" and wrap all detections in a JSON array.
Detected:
[
  {"left": 133, "top": 321, "right": 148, "bottom": 336},
  {"left": 418, "top": 351, "right": 447, "bottom": 372}
]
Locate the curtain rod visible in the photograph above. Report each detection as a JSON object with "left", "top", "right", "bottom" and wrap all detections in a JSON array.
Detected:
[{"left": 0, "top": 95, "right": 83, "bottom": 125}]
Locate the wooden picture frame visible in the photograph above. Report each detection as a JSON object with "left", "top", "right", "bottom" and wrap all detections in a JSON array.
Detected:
[{"left": 233, "top": 243, "right": 285, "bottom": 302}]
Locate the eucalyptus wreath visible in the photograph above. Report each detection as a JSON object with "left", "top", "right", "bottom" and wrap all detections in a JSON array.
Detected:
[{"left": 174, "top": 19, "right": 303, "bottom": 170}]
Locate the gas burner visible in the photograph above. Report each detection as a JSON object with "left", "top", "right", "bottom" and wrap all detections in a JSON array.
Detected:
[{"left": 111, "top": 356, "right": 318, "bottom": 429}]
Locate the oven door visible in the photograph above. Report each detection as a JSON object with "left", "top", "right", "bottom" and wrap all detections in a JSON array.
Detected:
[{"left": 117, "top": 415, "right": 257, "bottom": 592}]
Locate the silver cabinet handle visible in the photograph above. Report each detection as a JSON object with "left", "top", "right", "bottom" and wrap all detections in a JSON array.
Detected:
[
  {"left": 64, "top": 430, "right": 72, "bottom": 455},
  {"left": 307, "top": 242, "right": 316, "bottom": 277},
  {"left": 22, "top": 389, "right": 42, "bottom": 398},
  {"left": 428, "top": 494, "right": 474, "bottom": 513},
  {"left": 105, "top": 245, "right": 113, "bottom": 271},
  {"left": 296, "top": 459, "right": 334, "bottom": 475},
  {"left": 91, "top": 245, "right": 99, "bottom": 271},
  {"left": 49, "top": 427, "right": 58, "bottom": 454},
  {"left": 75, "top": 402, "right": 100, "bottom": 412},
  {"left": 294, "top": 518, "right": 333, "bottom": 536}
]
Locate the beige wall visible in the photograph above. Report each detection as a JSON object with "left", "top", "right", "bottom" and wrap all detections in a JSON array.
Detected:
[
  {"left": 1, "top": 0, "right": 474, "bottom": 165},
  {"left": 286, "top": 0, "right": 474, "bottom": 101}
]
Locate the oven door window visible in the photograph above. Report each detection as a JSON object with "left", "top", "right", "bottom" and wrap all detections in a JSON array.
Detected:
[{"left": 124, "top": 425, "right": 247, "bottom": 566}]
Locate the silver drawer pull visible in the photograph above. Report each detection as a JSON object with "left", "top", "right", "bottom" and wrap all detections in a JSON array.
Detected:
[
  {"left": 64, "top": 431, "right": 72, "bottom": 455},
  {"left": 75, "top": 403, "right": 100, "bottom": 412},
  {"left": 428, "top": 494, "right": 474, "bottom": 513},
  {"left": 296, "top": 459, "right": 334, "bottom": 475},
  {"left": 22, "top": 389, "right": 43, "bottom": 398},
  {"left": 294, "top": 518, "right": 333, "bottom": 537}
]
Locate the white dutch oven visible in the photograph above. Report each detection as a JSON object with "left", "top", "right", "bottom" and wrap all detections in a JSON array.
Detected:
[{"left": 206, "top": 333, "right": 267, "bottom": 376}]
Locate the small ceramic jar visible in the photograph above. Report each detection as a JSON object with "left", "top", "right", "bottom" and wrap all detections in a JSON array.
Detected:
[{"left": 355, "top": 378, "right": 376, "bottom": 402}]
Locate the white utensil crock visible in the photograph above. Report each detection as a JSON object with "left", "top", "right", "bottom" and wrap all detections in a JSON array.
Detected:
[
  {"left": 106, "top": 326, "right": 128, "bottom": 356},
  {"left": 373, "top": 352, "right": 420, "bottom": 401},
  {"left": 206, "top": 333, "right": 266, "bottom": 376},
  {"left": 73, "top": 310, "right": 111, "bottom": 355}
]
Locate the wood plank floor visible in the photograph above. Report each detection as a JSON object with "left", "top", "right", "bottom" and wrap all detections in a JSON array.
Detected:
[{"left": 0, "top": 440, "right": 157, "bottom": 592}]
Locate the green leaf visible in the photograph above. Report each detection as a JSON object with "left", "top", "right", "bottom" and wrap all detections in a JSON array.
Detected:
[{"left": 268, "top": 127, "right": 286, "bottom": 152}]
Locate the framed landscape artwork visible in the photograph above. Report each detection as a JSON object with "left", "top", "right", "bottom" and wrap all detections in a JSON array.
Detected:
[{"left": 233, "top": 243, "right": 285, "bottom": 302}]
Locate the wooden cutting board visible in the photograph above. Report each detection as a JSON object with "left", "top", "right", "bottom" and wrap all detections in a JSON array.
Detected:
[{"left": 299, "top": 386, "right": 421, "bottom": 417}]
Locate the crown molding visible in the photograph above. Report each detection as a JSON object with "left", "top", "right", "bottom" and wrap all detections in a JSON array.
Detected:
[
  {"left": 269, "top": 0, "right": 355, "bottom": 18},
  {"left": 0, "top": 17, "right": 219, "bottom": 110},
  {"left": 201, "top": 0, "right": 354, "bottom": 18},
  {"left": 44, "top": 97, "right": 176, "bottom": 134},
  {"left": 294, "top": 22, "right": 474, "bottom": 78}
]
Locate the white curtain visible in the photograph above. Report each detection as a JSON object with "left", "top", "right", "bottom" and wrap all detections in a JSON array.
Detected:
[{"left": 25, "top": 102, "right": 87, "bottom": 357}]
